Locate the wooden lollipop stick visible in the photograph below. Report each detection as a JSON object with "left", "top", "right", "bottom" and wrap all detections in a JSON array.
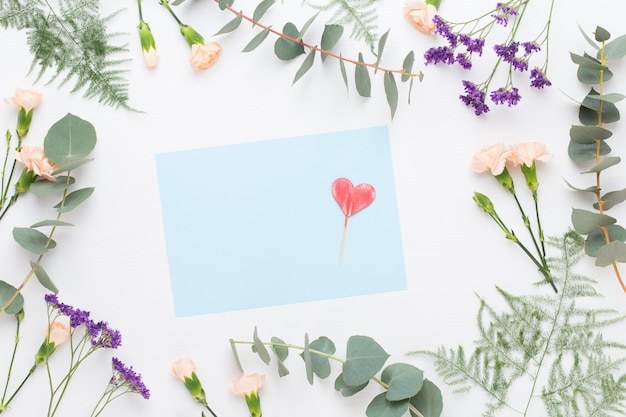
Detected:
[{"left": 339, "top": 215, "right": 348, "bottom": 263}]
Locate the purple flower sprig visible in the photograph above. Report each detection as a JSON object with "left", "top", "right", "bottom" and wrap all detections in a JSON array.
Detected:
[
  {"left": 43, "top": 294, "right": 126, "bottom": 417},
  {"left": 423, "top": 0, "right": 555, "bottom": 115},
  {"left": 90, "top": 358, "right": 150, "bottom": 417}
]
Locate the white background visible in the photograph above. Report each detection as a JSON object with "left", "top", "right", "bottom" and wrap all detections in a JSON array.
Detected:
[{"left": 1, "top": 0, "right": 625, "bottom": 416}]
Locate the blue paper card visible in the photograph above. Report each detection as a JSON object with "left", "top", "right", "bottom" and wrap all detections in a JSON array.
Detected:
[{"left": 155, "top": 126, "right": 406, "bottom": 316}]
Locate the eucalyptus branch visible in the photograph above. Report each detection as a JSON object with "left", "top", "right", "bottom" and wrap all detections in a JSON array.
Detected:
[{"left": 214, "top": 0, "right": 420, "bottom": 78}]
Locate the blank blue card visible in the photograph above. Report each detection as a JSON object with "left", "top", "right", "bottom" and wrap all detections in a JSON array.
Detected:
[{"left": 155, "top": 126, "right": 407, "bottom": 316}]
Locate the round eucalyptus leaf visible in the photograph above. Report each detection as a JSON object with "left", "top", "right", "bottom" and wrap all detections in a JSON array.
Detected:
[
  {"left": 568, "top": 140, "right": 611, "bottom": 162},
  {"left": 0, "top": 281, "right": 24, "bottom": 315},
  {"left": 604, "top": 33, "right": 626, "bottom": 60},
  {"left": 54, "top": 187, "right": 95, "bottom": 213},
  {"left": 595, "top": 240, "right": 626, "bottom": 267},
  {"left": 334, "top": 373, "right": 368, "bottom": 397},
  {"left": 44, "top": 113, "right": 96, "bottom": 164},
  {"left": 320, "top": 24, "right": 343, "bottom": 62},
  {"left": 594, "top": 26, "right": 611, "bottom": 42},
  {"left": 585, "top": 225, "right": 626, "bottom": 256},
  {"left": 366, "top": 392, "right": 409, "bottom": 417},
  {"left": 300, "top": 336, "right": 335, "bottom": 379},
  {"left": 343, "top": 335, "right": 389, "bottom": 386},
  {"left": 409, "top": 379, "right": 443, "bottom": 417},
  {"left": 13, "top": 227, "right": 56, "bottom": 254},
  {"left": 381, "top": 363, "right": 424, "bottom": 401},
  {"left": 29, "top": 176, "right": 75, "bottom": 196},
  {"left": 571, "top": 208, "right": 616, "bottom": 235},
  {"left": 595, "top": 188, "right": 626, "bottom": 211},
  {"left": 274, "top": 22, "right": 304, "bottom": 60},
  {"left": 271, "top": 336, "right": 289, "bottom": 361}
]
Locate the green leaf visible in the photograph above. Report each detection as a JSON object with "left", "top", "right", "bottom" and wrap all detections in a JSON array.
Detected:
[
  {"left": 334, "top": 372, "right": 368, "bottom": 397},
  {"left": 242, "top": 26, "right": 273, "bottom": 53},
  {"left": 253, "top": 0, "right": 275, "bottom": 22},
  {"left": 585, "top": 93, "right": 626, "bottom": 104},
  {"left": 563, "top": 178, "right": 599, "bottom": 193},
  {"left": 374, "top": 29, "right": 389, "bottom": 73},
  {"left": 300, "top": 336, "right": 335, "bottom": 379},
  {"left": 44, "top": 113, "right": 97, "bottom": 164},
  {"left": 274, "top": 23, "right": 305, "bottom": 60},
  {"left": 293, "top": 49, "right": 316, "bottom": 85},
  {"left": 0, "top": 281, "right": 24, "bottom": 315},
  {"left": 384, "top": 72, "right": 398, "bottom": 119},
  {"left": 577, "top": 53, "right": 613, "bottom": 84},
  {"left": 594, "top": 26, "right": 611, "bottom": 42},
  {"left": 571, "top": 208, "right": 616, "bottom": 235},
  {"left": 270, "top": 336, "right": 289, "bottom": 361},
  {"left": 252, "top": 327, "right": 270, "bottom": 364},
  {"left": 580, "top": 88, "right": 620, "bottom": 124},
  {"left": 596, "top": 188, "right": 626, "bottom": 211},
  {"left": 214, "top": 14, "right": 242, "bottom": 36},
  {"left": 568, "top": 139, "right": 611, "bottom": 162},
  {"left": 366, "top": 392, "right": 409, "bottom": 417},
  {"left": 54, "top": 187, "right": 94, "bottom": 213},
  {"left": 339, "top": 54, "right": 348, "bottom": 93},
  {"left": 51, "top": 158, "right": 94, "bottom": 175},
  {"left": 298, "top": 13, "right": 319, "bottom": 39},
  {"left": 30, "top": 261, "right": 58, "bottom": 293},
  {"left": 30, "top": 220, "right": 74, "bottom": 228},
  {"left": 578, "top": 24, "right": 601, "bottom": 51},
  {"left": 320, "top": 24, "right": 344, "bottom": 62},
  {"left": 302, "top": 333, "right": 314, "bottom": 384},
  {"left": 595, "top": 240, "right": 626, "bottom": 266},
  {"left": 343, "top": 335, "right": 389, "bottom": 386},
  {"left": 570, "top": 52, "right": 608, "bottom": 71},
  {"left": 355, "top": 53, "right": 371, "bottom": 98},
  {"left": 604, "top": 33, "right": 626, "bottom": 60},
  {"left": 218, "top": 0, "right": 234, "bottom": 10},
  {"left": 409, "top": 379, "right": 443, "bottom": 417},
  {"left": 29, "top": 176, "right": 75, "bottom": 196},
  {"left": 12, "top": 227, "right": 56, "bottom": 254},
  {"left": 382, "top": 363, "right": 424, "bottom": 401},
  {"left": 582, "top": 156, "right": 620, "bottom": 173},
  {"left": 585, "top": 225, "right": 626, "bottom": 256},
  {"left": 230, "top": 339, "right": 244, "bottom": 373},
  {"left": 569, "top": 125, "right": 613, "bottom": 144},
  {"left": 401, "top": 51, "right": 415, "bottom": 82}
]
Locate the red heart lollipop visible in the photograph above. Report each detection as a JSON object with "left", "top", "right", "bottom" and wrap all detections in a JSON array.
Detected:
[{"left": 331, "top": 178, "right": 376, "bottom": 262}]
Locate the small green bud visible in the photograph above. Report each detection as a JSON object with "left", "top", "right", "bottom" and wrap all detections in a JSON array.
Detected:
[
  {"left": 494, "top": 168, "right": 515, "bottom": 194},
  {"left": 14, "top": 168, "right": 37, "bottom": 194},
  {"left": 180, "top": 25, "right": 205, "bottom": 47},
  {"left": 473, "top": 192, "right": 494, "bottom": 214},
  {"left": 520, "top": 163, "right": 539, "bottom": 192}
]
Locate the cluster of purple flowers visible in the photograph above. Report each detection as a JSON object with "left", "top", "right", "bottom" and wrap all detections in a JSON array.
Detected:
[
  {"left": 491, "top": 2, "right": 517, "bottom": 26},
  {"left": 45, "top": 294, "right": 122, "bottom": 349},
  {"left": 110, "top": 357, "right": 151, "bottom": 399},
  {"left": 422, "top": 3, "right": 553, "bottom": 115}
]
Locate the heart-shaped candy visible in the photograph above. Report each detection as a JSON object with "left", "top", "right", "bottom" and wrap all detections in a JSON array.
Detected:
[{"left": 332, "top": 178, "right": 376, "bottom": 217}]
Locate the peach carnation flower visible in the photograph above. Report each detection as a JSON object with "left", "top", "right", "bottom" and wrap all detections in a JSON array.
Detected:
[
  {"left": 507, "top": 142, "right": 553, "bottom": 167},
  {"left": 4, "top": 88, "right": 42, "bottom": 112},
  {"left": 15, "top": 146, "right": 57, "bottom": 181},
  {"left": 403, "top": 0, "right": 438, "bottom": 34},
  {"left": 48, "top": 321, "right": 70, "bottom": 346},
  {"left": 470, "top": 143, "right": 511, "bottom": 175},
  {"left": 171, "top": 357, "right": 196, "bottom": 380},
  {"left": 189, "top": 42, "right": 222, "bottom": 71}
]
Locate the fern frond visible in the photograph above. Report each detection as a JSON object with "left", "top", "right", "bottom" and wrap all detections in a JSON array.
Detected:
[
  {"left": 413, "top": 230, "right": 626, "bottom": 416},
  {"left": 2, "top": 0, "right": 132, "bottom": 109},
  {"left": 302, "top": 0, "right": 379, "bottom": 53}
]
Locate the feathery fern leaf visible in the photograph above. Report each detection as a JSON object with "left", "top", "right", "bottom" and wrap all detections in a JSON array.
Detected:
[
  {"left": 1, "top": 0, "right": 131, "bottom": 109},
  {"left": 302, "top": 0, "right": 379, "bottom": 53},
  {"left": 413, "top": 230, "right": 626, "bottom": 417}
]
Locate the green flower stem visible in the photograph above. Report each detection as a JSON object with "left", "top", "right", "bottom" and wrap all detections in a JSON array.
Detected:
[
  {"left": 2, "top": 364, "right": 36, "bottom": 412},
  {"left": 511, "top": 192, "right": 545, "bottom": 263},
  {"left": 212, "top": 0, "right": 422, "bottom": 79},
  {"left": 0, "top": 132, "right": 22, "bottom": 221},
  {"left": 160, "top": 0, "right": 184, "bottom": 26},
  {"left": 532, "top": 191, "right": 546, "bottom": 258},
  {"left": 0, "top": 172, "right": 73, "bottom": 314},
  {"left": 0, "top": 317, "right": 23, "bottom": 411},
  {"left": 137, "top": 0, "right": 144, "bottom": 21},
  {"left": 202, "top": 403, "right": 219, "bottom": 417}
]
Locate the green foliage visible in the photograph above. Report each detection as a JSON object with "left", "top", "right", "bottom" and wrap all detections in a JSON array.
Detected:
[
  {"left": 302, "top": 0, "right": 380, "bottom": 53},
  {"left": 0, "top": 0, "right": 131, "bottom": 109},
  {"left": 231, "top": 328, "right": 443, "bottom": 417},
  {"left": 567, "top": 26, "right": 626, "bottom": 287},
  {"left": 1, "top": 113, "right": 96, "bottom": 314},
  {"left": 193, "top": 0, "right": 420, "bottom": 119},
  {"left": 413, "top": 231, "right": 626, "bottom": 417}
]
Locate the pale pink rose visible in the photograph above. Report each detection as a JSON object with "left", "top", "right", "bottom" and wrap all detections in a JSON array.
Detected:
[
  {"left": 143, "top": 48, "right": 160, "bottom": 69},
  {"left": 171, "top": 357, "right": 196, "bottom": 380},
  {"left": 507, "top": 142, "right": 553, "bottom": 167},
  {"left": 231, "top": 373, "right": 265, "bottom": 396},
  {"left": 4, "top": 88, "right": 42, "bottom": 112},
  {"left": 15, "top": 146, "right": 57, "bottom": 181},
  {"left": 470, "top": 143, "right": 511, "bottom": 175},
  {"left": 48, "top": 321, "right": 70, "bottom": 346},
  {"left": 403, "top": 0, "right": 438, "bottom": 34},
  {"left": 189, "top": 42, "right": 222, "bottom": 71}
]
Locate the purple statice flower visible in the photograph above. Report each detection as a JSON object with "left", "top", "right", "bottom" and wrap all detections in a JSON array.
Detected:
[
  {"left": 490, "top": 87, "right": 522, "bottom": 106},
  {"left": 433, "top": 15, "right": 458, "bottom": 47},
  {"left": 459, "top": 80, "right": 490, "bottom": 115},
  {"left": 90, "top": 321, "right": 122, "bottom": 349},
  {"left": 530, "top": 67, "right": 552, "bottom": 89},
  {"left": 424, "top": 46, "right": 455, "bottom": 65},
  {"left": 456, "top": 53, "right": 472, "bottom": 69},
  {"left": 491, "top": 2, "right": 517, "bottom": 26},
  {"left": 460, "top": 35, "right": 486, "bottom": 56},
  {"left": 522, "top": 42, "right": 541, "bottom": 56},
  {"left": 110, "top": 357, "right": 151, "bottom": 399},
  {"left": 45, "top": 294, "right": 92, "bottom": 328},
  {"left": 494, "top": 42, "right": 528, "bottom": 71}
]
